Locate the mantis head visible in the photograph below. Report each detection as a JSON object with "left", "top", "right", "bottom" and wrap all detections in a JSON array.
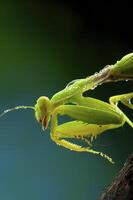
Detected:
[
  {"left": 35, "top": 96, "right": 51, "bottom": 130},
  {"left": 0, "top": 96, "right": 51, "bottom": 131}
]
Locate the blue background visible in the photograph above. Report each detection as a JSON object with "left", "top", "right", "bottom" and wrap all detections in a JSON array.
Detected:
[{"left": 0, "top": 1, "right": 132, "bottom": 199}]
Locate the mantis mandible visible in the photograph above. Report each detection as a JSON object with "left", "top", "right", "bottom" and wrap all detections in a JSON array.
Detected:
[{"left": 1, "top": 53, "right": 133, "bottom": 164}]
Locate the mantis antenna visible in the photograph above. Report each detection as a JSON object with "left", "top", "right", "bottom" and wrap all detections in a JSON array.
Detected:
[{"left": 0, "top": 106, "right": 35, "bottom": 118}]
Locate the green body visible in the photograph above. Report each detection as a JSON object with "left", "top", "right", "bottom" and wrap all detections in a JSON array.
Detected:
[
  {"left": 34, "top": 53, "right": 133, "bottom": 164},
  {"left": 1, "top": 53, "right": 133, "bottom": 164}
]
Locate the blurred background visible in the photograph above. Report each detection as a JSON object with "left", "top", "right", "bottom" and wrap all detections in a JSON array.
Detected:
[{"left": 0, "top": 1, "right": 133, "bottom": 199}]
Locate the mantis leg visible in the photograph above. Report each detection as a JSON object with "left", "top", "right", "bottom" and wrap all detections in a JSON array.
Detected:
[
  {"left": 50, "top": 120, "right": 114, "bottom": 164},
  {"left": 109, "top": 92, "right": 133, "bottom": 128},
  {"left": 51, "top": 131, "right": 114, "bottom": 164},
  {"left": 50, "top": 105, "right": 122, "bottom": 163}
]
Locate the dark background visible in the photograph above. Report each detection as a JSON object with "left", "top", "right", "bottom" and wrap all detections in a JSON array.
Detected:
[{"left": 0, "top": 1, "right": 132, "bottom": 199}]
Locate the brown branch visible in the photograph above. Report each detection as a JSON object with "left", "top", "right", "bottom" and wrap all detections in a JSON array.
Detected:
[{"left": 97, "top": 154, "right": 133, "bottom": 200}]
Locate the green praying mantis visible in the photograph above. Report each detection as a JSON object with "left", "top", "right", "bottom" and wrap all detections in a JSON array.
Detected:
[{"left": 0, "top": 53, "right": 133, "bottom": 164}]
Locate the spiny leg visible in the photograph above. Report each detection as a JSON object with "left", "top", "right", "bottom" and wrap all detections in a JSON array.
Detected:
[
  {"left": 82, "top": 137, "right": 93, "bottom": 147},
  {"left": 109, "top": 92, "right": 133, "bottom": 128},
  {"left": 50, "top": 128, "right": 114, "bottom": 164},
  {"left": 50, "top": 133, "right": 90, "bottom": 152},
  {"left": 50, "top": 105, "right": 116, "bottom": 164}
]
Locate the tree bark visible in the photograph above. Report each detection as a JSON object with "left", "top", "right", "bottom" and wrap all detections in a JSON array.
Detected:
[{"left": 98, "top": 154, "right": 133, "bottom": 200}]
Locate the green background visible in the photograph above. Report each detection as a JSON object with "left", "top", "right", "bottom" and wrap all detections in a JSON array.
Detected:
[{"left": 0, "top": 1, "right": 132, "bottom": 199}]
